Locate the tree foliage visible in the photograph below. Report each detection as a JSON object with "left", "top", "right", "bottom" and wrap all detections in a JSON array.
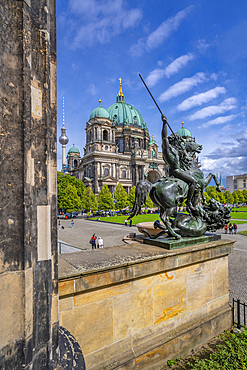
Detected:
[
  {"left": 127, "top": 186, "right": 136, "bottom": 209},
  {"left": 97, "top": 185, "right": 114, "bottom": 211},
  {"left": 145, "top": 193, "right": 154, "bottom": 208},
  {"left": 58, "top": 184, "right": 82, "bottom": 213},
  {"left": 57, "top": 172, "right": 86, "bottom": 211},
  {"left": 84, "top": 186, "right": 98, "bottom": 212},
  {"left": 114, "top": 183, "right": 128, "bottom": 210}
]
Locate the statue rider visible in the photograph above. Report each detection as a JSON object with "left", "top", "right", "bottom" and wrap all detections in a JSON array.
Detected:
[{"left": 161, "top": 115, "right": 198, "bottom": 213}]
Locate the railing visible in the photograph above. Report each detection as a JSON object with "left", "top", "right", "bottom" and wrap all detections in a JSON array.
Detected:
[
  {"left": 233, "top": 298, "right": 247, "bottom": 329},
  {"left": 58, "top": 240, "right": 87, "bottom": 254}
]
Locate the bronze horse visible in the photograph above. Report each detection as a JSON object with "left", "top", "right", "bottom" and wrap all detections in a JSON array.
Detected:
[{"left": 129, "top": 139, "right": 221, "bottom": 239}]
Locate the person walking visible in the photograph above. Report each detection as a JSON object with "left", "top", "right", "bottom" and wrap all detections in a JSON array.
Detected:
[
  {"left": 91, "top": 233, "right": 97, "bottom": 249},
  {"left": 125, "top": 219, "right": 128, "bottom": 226},
  {"left": 233, "top": 223, "right": 237, "bottom": 234},
  {"left": 224, "top": 224, "right": 228, "bottom": 234},
  {"left": 58, "top": 220, "right": 61, "bottom": 229},
  {"left": 98, "top": 236, "right": 104, "bottom": 248},
  {"left": 228, "top": 223, "right": 233, "bottom": 234},
  {"left": 129, "top": 218, "right": 132, "bottom": 227},
  {"left": 71, "top": 219, "right": 74, "bottom": 228}
]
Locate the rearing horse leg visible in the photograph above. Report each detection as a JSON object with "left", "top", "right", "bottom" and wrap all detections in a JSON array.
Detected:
[{"left": 160, "top": 207, "right": 181, "bottom": 240}]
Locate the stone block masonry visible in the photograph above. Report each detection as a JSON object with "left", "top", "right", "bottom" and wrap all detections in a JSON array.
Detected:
[
  {"left": 59, "top": 239, "right": 234, "bottom": 370},
  {"left": 0, "top": 1, "right": 58, "bottom": 368}
]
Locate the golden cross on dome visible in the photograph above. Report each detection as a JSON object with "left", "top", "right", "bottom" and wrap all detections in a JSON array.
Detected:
[
  {"left": 119, "top": 77, "right": 122, "bottom": 85},
  {"left": 152, "top": 135, "right": 154, "bottom": 140}
]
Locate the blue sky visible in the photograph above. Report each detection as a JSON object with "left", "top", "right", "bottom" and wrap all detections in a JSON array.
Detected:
[{"left": 57, "top": 0, "right": 247, "bottom": 183}]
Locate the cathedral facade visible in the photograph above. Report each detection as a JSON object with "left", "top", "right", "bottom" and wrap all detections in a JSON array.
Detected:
[{"left": 64, "top": 80, "right": 193, "bottom": 195}]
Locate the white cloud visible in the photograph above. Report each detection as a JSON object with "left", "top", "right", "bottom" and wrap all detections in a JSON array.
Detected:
[
  {"left": 68, "top": 0, "right": 143, "bottom": 49},
  {"left": 87, "top": 83, "right": 97, "bottom": 95},
  {"left": 177, "top": 87, "right": 226, "bottom": 111},
  {"left": 158, "top": 72, "right": 207, "bottom": 102},
  {"left": 197, "top": 39, "right": 210, "bottom": 52},
  {"left": 201, "top": 114, "right": 236, "bottom": 128},
  {"left": 207, "top": 130, "right": 247, "bottom": 160},
  {"left": 129, "top": 6, "right": 193, "bottom": 57},
  {"left": 146, "top": 53, "right": 195, "bottom": 88},
  {"left": 188, "top": 98, "right": 237, "bottom": 120}
]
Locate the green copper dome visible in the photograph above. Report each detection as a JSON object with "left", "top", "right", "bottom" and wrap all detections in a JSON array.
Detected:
[
  {"left": 68, "top": 144, "right": 80, "bottom": 156},
  {"left": 176, "top": 123, "right": 192, "bottom": 138},
  {"left": 106, "top": 102, "right": 147, "bottom": 129},
  {"left": 106, "top": 79, "right": 147, "bottom": 130},
  {"left": 89, "top": 99, "right": 110, "bottom": 120}
]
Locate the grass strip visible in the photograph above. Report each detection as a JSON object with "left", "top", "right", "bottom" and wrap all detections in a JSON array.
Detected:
[{"left": 164, "top": 328, "right": 247, "bottom": 370}]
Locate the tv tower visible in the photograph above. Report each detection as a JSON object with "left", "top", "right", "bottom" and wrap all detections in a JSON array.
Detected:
[{"left": 59, "top": 95, "right": 69, "bottom": 169}]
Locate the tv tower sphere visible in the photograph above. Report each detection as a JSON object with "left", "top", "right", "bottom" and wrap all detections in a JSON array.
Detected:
[{"left": 59, "top": 128, "right": 69, "bottom": 145}]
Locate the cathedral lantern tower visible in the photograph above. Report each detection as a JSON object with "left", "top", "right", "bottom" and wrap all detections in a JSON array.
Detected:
[{"left": 59, "top": 95, "right": 69, "bottom": 169}]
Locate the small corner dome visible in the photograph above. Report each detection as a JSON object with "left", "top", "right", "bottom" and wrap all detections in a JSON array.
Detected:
[
  {"left": 68, "top": 144, "right": 80, "bottom": 156},
  {"left": 89, "top": 99, "right": 110, "bottom": 120},
  {"left": 176, "top": 122, "right": 192, "bottom": 138}
]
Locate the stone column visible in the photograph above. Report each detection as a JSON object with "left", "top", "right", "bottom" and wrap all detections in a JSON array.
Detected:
[
  {"left": 94, "top": 161, "right": 99, "bottom": 194},
  {"left": 0, "top": 1, "right": 58, "bottom": 368}
]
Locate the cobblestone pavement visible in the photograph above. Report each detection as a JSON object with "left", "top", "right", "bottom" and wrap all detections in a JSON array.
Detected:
[
  {"left": 58, "top": 218, "right": 247, "bottom": 305},
  {"left": 58, "top": 218, "right": 138, "bottom": 250}
]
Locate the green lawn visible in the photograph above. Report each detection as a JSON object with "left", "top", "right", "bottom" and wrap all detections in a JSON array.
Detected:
[
  {"left": 90, "top": 213, "right": 247, "bottom": 225},
  {"left": 238, "top": 230, "right": 247, "bottom": 235},
  {"left": 229, "top": 220, "right": 247, "bottom": 224},
  {"left": 90, "top": 214, "right": 160, "bottom": 225},
  {"left": 232, "top": 207, "right": 247, "bottom": 211},
  {"left": 230, "top": 212, "right": 247, "bottom": 219}
]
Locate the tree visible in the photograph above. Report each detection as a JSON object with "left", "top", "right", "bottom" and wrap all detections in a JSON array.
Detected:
[
  {"left": 57, "top": 172, "right": 86, "bottom": 210},
  {"left": 232, "top": 191, "right": 239, "bottom": 205},
  {"left": 236, "top": 190, "right": 244, "bottom": 204},
  {"left": 127, "top": 186, "right": 136, "bottom": 209},
  {"left": 58, "top": 184, "right": 82, "bottom": 213},
  {"left": 84, "top": 186, "right": 98, "bottom": 212},
  {"left": 97, "top": 185, "right": 114, "bottom": 211},
  {"left": 114, "top": 183, "right": 128, "bottom": 210},
  {"left": 224, "top": 190, "right": 234, "bottom": 205},
  {"left": 145, "top": 193, "right": 154, "bottom": 208},
  {"left": 242, "top": 189, "right": 247, "bottom": 203},
  {"left": 203, "top": 192, "right": 210, "bottom": 204},
  {"left": 217, "top": 191, "right": 225, "bottom": 204}
]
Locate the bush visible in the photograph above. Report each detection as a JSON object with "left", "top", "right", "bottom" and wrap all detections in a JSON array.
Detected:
[{"left": 166, "top": 328, "right": 247, "bottom": 369}]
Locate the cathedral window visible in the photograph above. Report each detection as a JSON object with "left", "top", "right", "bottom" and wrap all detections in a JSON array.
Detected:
[
  {"left": 104, "top": 168, "right": 109, "bottom": 176},
  {"left": 103, "top": 130, "right": 108, "bottom": 141},
  {"left": 120, "top": 139, "right": 123, "bottom": 152},
  {"left": 74, "top": 159, "right": 78, "bottom": 168},
  {"left": 95, "top": 128, "right": 98, "bottom": 139},
  {"left": 122, "top": 170, "right": 126, "bottom": 178}
]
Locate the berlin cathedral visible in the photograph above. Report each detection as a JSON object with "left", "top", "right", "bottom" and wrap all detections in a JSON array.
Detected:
[{"left": 59, "top": 79, "right": 193, "bottom": 195}]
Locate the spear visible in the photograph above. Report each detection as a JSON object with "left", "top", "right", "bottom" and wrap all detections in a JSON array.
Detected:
[{"left": 139, "top": 74, "right": 185, "bottom": 152}]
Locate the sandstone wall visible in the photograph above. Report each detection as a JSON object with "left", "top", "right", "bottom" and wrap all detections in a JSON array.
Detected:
[{"left": 58, "top": 240, "right": 233, "bottom": 370}]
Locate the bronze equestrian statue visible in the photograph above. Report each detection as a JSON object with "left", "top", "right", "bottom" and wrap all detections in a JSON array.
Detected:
[{"left": 128, "top": 115, "right": 230, "bottom": 240}]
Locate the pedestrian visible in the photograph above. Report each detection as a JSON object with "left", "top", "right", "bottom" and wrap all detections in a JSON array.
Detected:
[
  {"left": 98, "top": 236, "right": 104, "bottom": 248},
  {"left": 71, "top": 219, "right": 74, "bottom": 228},
  {"left": 90, "top": 233, "right": 97, "bottom": 249},
  {"left": 125, "top": 219, "right": 128, "bottom": 226},
  {"left": 129, "top": 218, "right": 132, "bottom": 227},
  {"left": 228, "top": 223, "right": 233, "bottom": 234},
  {"left": 58, "top": 220, "right": 60, "bottom": 229},
  {"left": 224, "top": 224, "right": 228, "bottom": 234},
  {"left": 233, "top": 223, "right": 237, "bottom": 234}
]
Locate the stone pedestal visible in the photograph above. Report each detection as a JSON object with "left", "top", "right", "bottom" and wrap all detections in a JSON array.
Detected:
[{"left": 58, "top": 238, "right": 234, "bottom": 370}]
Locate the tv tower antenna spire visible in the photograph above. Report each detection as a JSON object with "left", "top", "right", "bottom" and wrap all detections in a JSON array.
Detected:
[{"left": 59, "top": 95, "right": 69, "bottom": 169}]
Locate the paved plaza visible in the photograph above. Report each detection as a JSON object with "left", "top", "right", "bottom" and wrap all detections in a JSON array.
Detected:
[{"left": 58, "top": 218, "right": 247, "bottom": 303}]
